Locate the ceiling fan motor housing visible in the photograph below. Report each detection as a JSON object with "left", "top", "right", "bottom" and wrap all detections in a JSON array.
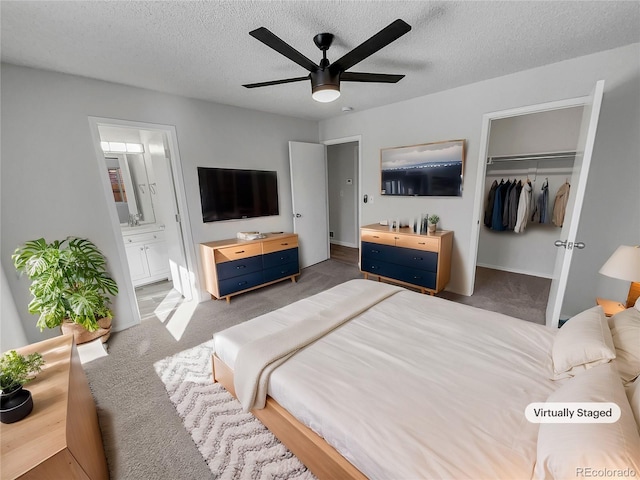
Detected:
[{"left": 311, "top": 68, "right": 340, "bottom": 91}]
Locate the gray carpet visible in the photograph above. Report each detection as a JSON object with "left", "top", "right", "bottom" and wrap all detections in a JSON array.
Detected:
[{"left": 84, "top": 260, "right": 549, "bottom": 479}]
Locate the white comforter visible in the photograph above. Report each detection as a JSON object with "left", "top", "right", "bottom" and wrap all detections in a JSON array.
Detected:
[{"left": 214, "top": 279, "right": 558, "bottom": 479}]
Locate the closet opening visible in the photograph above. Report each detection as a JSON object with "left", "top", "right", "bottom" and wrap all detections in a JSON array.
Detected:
[{"left": 476, "top": 106, "right": 584, "bottom": 325}]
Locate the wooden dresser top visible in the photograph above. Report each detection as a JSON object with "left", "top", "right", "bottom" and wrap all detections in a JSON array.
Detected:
[{"left": 200, "top": 232, "right": 296, "bottom": 250}]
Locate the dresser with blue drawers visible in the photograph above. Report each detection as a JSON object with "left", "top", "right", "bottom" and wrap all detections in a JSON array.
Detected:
[
  {"left": 200, "top": 233, "right": 299, "bottom": 302},
  {"left": 360, "top": 224, "right": 453, "bottom": 295}
]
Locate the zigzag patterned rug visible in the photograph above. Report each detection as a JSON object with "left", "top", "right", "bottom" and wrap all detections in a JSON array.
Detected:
[{"left": 154, "top": 340, "right": 315, "bottom": 479}]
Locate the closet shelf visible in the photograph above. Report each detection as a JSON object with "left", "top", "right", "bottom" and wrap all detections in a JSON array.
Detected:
[{"left": 487, "top": 151, "right": 576, "bottom": 165}]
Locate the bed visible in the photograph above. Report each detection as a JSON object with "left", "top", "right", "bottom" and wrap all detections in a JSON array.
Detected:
[{"left": 212, "top": 279, "right": 640, "bottom": 479}]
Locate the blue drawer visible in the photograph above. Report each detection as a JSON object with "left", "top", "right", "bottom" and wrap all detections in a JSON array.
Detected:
[
  {"left": 361, "top": 242, "right": 396, "bottom": 261},
  {"left": 263, "top": 248, "right": 299, "bottom": 269},
  {"left": 362, "top": 258, "right": 436, "bottom": 290},
  {"left": 395, "top": 265, "right": 436, "bottom": 289},
  {"left": 263, "top": 261, "right": 299, "bottom": 283},
  {"left": 217, "top": 255, "right": 262, "bottom": 281},
  {"left": 394, "top": 248, "right": 438, "bottom": 272},
  {"left": 361, "top": 258, "right": 398, "bottom": 279},
  {"left": 218, "top": 271, "right": 264, "bottom": 296}
]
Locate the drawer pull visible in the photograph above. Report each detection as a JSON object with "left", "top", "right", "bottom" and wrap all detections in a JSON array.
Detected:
[
  {"left": 372, "top": 235, "right": 380, "bottom": 238},
  {"left": 237, "top": 281, "right": 247, "bottom": 286},
  {"left": 371, "top": 249, "right": 380, "bottom": 254},
  {"left": 413, "top": 257, "right": 423, "bottom": 261},
  {"left": 281, "top": 242, "right": 289, "bottom": 246},
  {"left": 235, "top": 250, "right": 245, "bottom": 254},
  {"left": 418, "top": 242, "right": 426, "bottom": 245},
  {"left": 236, "top": 265, "right": 246, "bottom": 270},
  {"left": 413, "top": 275, "right": 422, "bottom": 280}
]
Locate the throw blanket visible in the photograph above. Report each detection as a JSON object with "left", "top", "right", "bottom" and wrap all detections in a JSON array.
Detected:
[{"left": 233, "top": 281, "right": 403, "bottom": 411}]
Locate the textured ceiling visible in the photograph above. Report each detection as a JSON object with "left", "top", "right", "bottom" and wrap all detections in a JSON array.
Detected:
[{"left": 1, "top": 1, "right": 639, "bottom": 121}]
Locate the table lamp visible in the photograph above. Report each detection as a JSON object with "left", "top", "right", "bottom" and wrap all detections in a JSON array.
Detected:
[{"left": 598, "top": 245, "right": 640, "bottom": 308}]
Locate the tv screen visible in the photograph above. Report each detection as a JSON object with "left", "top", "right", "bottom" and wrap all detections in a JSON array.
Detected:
[
  {"left": 380, "top": 140, "right": 464, "bottom": 197},
  {"left": 197, "top": 167, "right": 279, "bottom": 222}
]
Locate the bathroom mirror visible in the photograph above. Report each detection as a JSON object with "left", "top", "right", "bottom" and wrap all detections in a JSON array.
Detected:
[{"left": 105, "top": 153, "right": 156, "bottom": 226}]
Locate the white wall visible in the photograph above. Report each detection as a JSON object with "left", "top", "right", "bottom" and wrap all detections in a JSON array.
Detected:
[
  {"left": 327, "top": 142, "right": 358, "bottom": 247},
  {"left": 1, "top": 64, "right": 318, "bottom": 343},
  {"left": 319, "top": 43, "right": 640, "bottom": 314}
]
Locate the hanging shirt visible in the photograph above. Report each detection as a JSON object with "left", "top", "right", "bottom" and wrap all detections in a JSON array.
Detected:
[
  {"left": 501, "top": 180, "right": 514, "bottom": 228},
  {"left": 507, "top": 180, "right": 522, "bottom": 230},
  {"left": 552, "top": 182, "right": 571, "bottom": 227},
  {"left": 532, "top": 180, "right": 549, "bottom": 223},
  {"left": 484, "top": 180, "right": 499, "bottom": 227},
  {"left": 491, "top": 181, "right": 508, "bottom": 231},
  {"left": 514, "top": 180, "right": 532, "bottom": 233}
]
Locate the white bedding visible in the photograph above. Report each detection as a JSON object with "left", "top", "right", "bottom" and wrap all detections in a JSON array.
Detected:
[{"left": 214, "top": 279, "right": 559, "bottom": 479}]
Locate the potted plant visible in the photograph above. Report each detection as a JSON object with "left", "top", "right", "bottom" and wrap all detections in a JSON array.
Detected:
[
  {"left": 0, "top": 350, "right": 45, "bottom": 423},
  {"left": 428, "top": 214, "right": 440, "bottom": 234},
  {"left": 12, "top": 237, "right": 118, "bottom": 344}
]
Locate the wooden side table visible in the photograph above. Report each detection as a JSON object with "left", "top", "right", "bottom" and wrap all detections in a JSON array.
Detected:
[
  {"left": 0, "top": 334, "right": 108, "bottom": 480},
  {"left": 596, "top": 297, "right": 626, "bottom": 317}
]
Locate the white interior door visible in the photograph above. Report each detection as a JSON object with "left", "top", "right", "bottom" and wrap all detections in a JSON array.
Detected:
[
  {"left": 546, "top": 80, "right": 605, "bottom": 327},
  {"left": 289, "top": 141, "right": 329, "bottom": 268},
  {"left": 142, "top": 130, "right": 193, "bottom": 300}
]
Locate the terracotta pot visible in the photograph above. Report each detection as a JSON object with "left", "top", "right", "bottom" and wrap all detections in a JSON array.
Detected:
[
  {"left": 60, "top": 319, "right": 111, "bottom": 345},
  {"left": 428, "top": 224, "right": 437, "bottom": 234}
]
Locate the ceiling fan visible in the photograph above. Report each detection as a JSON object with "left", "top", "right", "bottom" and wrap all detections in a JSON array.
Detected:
[{"left": 243, "top": 19, "right": 412, "bottom": 103}]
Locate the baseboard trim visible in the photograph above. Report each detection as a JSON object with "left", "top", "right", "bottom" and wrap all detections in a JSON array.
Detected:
[
  {"left": 476, "top": 263, "right": 553, "bottom": 279},
  {"left": 330, "top": 240, "right": 358, "bottom": 248}
]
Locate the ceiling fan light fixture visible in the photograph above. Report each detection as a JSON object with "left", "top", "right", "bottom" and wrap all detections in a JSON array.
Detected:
[{"left": 312, "top": 84, "right": 341, "bottom": 103}]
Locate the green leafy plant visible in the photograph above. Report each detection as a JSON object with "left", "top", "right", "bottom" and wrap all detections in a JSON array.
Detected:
[
  {"left": 12, "top": 237, "right": 118, "bottom": 332},
  {"left": 0, "top": 350, "right": 45, "bottom": 394},
  {"left": 428, "top": 214, "right": 440, "bottom": 225}
]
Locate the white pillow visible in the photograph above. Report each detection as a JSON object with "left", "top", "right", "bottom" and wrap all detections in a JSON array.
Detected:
[
  {"left": 609, "top": 307, "right": 640, "bottom": 385},
  {"left": 535, "top": 363, "right": 640, "bottom": 479},
  {"left": 552, "top": 306, "right": 616, "bottom": 379}
]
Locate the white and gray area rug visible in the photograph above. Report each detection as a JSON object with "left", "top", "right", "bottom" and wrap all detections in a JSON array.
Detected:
[{"left": 154, "top": 340, "right": 315, "bottom": 480}]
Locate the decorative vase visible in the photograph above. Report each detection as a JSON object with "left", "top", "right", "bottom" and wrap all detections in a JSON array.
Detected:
[
  {"left": 61, "top": 318, "right": 111, "bottom": 345},
  {"left": 0, "top": 385, "right": 34, "bottom": 424},
  {"left": 428, "top": 223, "right": 437, "bottom": 235}
]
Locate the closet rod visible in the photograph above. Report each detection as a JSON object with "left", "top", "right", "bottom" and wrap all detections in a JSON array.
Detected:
[
  {"left": 487, "top": 151, "right": 576, "bottom": 165},
  {"left": 485, "top": 167, "right": 573, "bottom": 177}
]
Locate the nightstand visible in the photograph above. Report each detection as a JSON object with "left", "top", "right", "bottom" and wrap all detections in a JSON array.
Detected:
[{"left": 596, "top": 297, "right": 626, "bottom": 317}]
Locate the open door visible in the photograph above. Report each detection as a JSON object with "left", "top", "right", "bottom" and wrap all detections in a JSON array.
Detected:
[
  {"left": 546, "top": 80, "right": 605, "bottom": 327},
  {"left": 289, "top": 141, "right": 329, "bottom": 268}
]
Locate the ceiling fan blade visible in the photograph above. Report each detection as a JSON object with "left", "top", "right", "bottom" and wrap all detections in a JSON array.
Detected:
[
  {"left": 330, "top": 19, "right": 411, "bottom": 75},
  {"left": 250, "top": 27, "right": 318, "bottom": 72},
  {"left": 243, "top": 76, "right": 309, "bottom": 88},
  {"left": 340, "top": 72, "right": 405, "bottom": 83}
]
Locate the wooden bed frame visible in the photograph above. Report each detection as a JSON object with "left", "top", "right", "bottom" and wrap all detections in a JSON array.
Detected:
[{"left": 212, "top": 353, "right": 366, "bottom": 480}]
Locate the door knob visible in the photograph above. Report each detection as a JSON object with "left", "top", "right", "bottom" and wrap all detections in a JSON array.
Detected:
[
  {"left": 554, "top": 240, "right": 586, "bottom": 250},
  {"left": 294, "top": 213, "right": 302, "bottom": 218}
]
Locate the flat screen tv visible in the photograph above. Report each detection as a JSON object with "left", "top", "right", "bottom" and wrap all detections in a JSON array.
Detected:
[
  {"left": 380, "top": 139, "right": 464, "bottom": 197},
  {"left": 197, "top": 167, "right": 279, "bottom": 222}
]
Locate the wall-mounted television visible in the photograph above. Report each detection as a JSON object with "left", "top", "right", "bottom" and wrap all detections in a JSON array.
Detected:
[
  {"left": 197, "top": 167, "right": 279, "bottom": 222},
  {"left": 380, "top": 139, "right": 465, "bottom": 197}
]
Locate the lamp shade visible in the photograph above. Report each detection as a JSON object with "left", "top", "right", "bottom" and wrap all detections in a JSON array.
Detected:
[{"left": 599, "top": 245, "right": 640, "bottom": 282}]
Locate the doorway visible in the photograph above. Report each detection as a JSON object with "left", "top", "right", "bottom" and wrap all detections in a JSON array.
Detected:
[
  {"left": 470, "top": 81, "right": 605, "bottom": 327},
  {"left": 89, "top": 117, "right": 199, "bottom": 330},
  {"left": 289, "top": 136, "right": 362, "bottom": 268},
  {"left": 327, "top": 141, "right": 359, "bottom": 265}
]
